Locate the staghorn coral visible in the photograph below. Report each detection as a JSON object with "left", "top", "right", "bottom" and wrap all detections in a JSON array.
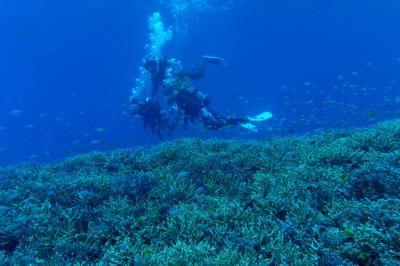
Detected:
[{"left": 0, "top": 120, "right": 399, "bottom": 264}]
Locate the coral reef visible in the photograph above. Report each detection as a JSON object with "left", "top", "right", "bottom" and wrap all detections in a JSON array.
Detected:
[{"left": 0, "top": 120, "right": 400, "bottom": 265}]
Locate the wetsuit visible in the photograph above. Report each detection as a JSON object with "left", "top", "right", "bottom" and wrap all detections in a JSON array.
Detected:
[
  {"left": 145, "top": 57, "right": 208, "bottom": 100},
  {"left": 175, "top": 87, "right": 249, "bottom": 130},
  {"left": 130, "top": 98, "right": 178, "bottom": 139}
]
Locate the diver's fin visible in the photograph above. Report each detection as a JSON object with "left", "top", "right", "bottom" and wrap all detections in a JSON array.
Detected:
[
  {"left": 203, "top": 55, "right": 226, "bottom": 67},
  {"left": 240, "top": 123, "right": 258, "bottom": 132},
  {"left": 247, "top": 111, "right": 273, "bottom": 122}
]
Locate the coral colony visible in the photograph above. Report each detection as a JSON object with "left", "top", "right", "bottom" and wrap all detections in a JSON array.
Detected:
[{"left": 0, "top": 119, "right": 400, "bottom": 264}]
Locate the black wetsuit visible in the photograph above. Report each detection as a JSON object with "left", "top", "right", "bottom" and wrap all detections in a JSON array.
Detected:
[
  {"left": 175, "top": 87, "right": 249, "bottom": 130},
  {"left": 131, "top": 98, "right": 178, "bottom": 139},
  {"left": 175, "top": 87, "right": 205, "bottom": 127},
  {"left": 146, "top": 57, "right": 206, "bottom": 99}
]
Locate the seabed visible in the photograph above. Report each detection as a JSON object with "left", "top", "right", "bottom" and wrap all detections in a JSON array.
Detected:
[{"left": 0, "top": 120, "right": 399, "bottom": 265}]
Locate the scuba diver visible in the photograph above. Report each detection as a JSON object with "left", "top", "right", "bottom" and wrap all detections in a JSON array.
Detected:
[
  {"left": 143, "top": 55, "right": 226, "bottom": 102},
  {"left": 143, "top": 55, "right": 269, "bottom": 132},
  {"left": 129, "top": 96, "right": 179, "bottom": 139},
  {"left": 175, "top": 86, "right": 250, "bottom": 130}
]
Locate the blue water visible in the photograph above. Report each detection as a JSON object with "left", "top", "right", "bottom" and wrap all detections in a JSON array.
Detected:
[{"left": 1, "top": 0, "right": 400, "bottom": 165}]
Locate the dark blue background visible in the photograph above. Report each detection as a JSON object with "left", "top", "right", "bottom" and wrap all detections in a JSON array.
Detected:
[{"left": 1, "top": 0, "right": 400, "bottom": 165}]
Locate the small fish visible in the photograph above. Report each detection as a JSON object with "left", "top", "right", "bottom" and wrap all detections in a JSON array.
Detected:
[
  {"left": 367, "top": 111, "right": 376, "bottom": 119},
  {"left": 143, "top": 249, "right": 153, "bottom": 255},
  {"left": 177, "top": 171, "right": 189, "bottom": 178},
  {"left": 157, "top": 175, "right": 166, "bottom": 182},
  {"left": 96, "top": 128, "right": 107, "bottom": 133},
  {"left": 339, "top": 173, "right": 349, "bottom": 180},
  {"left": 91, "top": 139, "right": 104, "bottom": 145},
  {"left": 11, "top": 109, "right": 23, "bottom": 117}
]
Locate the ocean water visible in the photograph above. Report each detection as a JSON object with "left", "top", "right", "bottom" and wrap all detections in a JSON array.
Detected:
[
  {"left": 1, "top": 0, "right": 400, "bottom": 164},
  {"left": 1, "top": 1, "right": 400, "bottom": 264}
]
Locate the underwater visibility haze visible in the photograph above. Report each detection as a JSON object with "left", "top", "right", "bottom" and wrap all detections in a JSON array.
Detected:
[
  {"left": 1, "top": 0, "right": 400, "bottom": 164},
  {"left": 0, "top": 0, "right": 400, "bottom": 264}
]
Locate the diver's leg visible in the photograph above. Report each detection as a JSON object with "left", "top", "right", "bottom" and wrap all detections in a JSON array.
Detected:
[
  {"left": 199, "top": 107, "right": 225, "bottom": 130},
  {"left": 225, "top": 117, "right": 249, "bottom": 125},
  {"left": 184, "top": 56, "right": 226, "bottom": 80},
  {"left": 184, "top": 60, "right": 206, "bottom": 80}
]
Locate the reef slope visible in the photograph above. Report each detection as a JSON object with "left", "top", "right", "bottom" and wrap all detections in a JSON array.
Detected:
[{"left": 1, "top": 120, "right": 400, "bottom": 265}]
